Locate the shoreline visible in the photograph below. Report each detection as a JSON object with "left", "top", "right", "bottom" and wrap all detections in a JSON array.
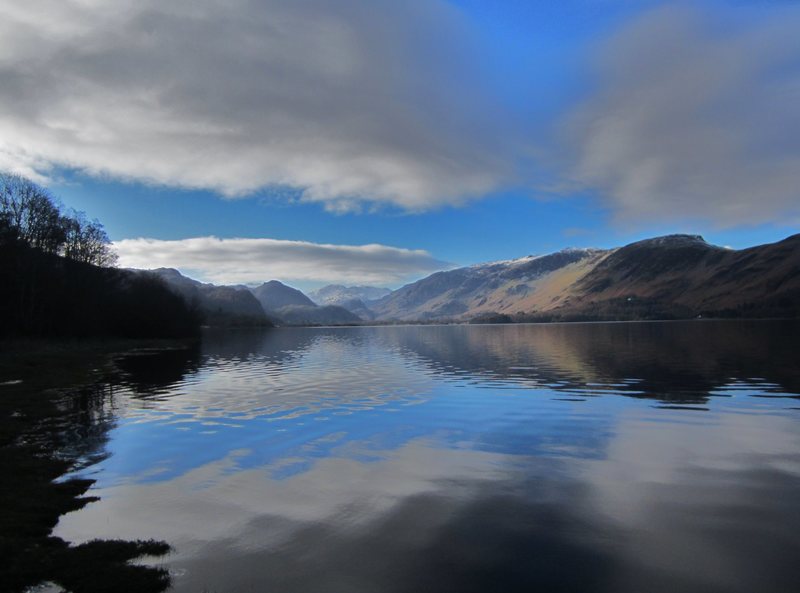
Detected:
[{"left": 1, "top": 337, "right": 189, "bottom": 592}]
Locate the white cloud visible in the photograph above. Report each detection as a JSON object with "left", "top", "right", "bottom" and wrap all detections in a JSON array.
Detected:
[
  {"left": 0, "top": 0, "right": 522, "bottom": 211},
  {"left": 4, "top": 1, "right": 798, "bottom": 227},
  {"left": 562, "top": 4, "right": 800, "bottom": 226},
  {"left": 113, "top": 236, "right": 449, "bottom": 285}
]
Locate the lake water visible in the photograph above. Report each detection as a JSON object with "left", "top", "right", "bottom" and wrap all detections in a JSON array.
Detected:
[{"left": 52, "top": 321, "right": 800, "bottom": 593}]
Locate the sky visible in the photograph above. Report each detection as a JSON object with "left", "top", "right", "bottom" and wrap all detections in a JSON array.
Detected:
[{"left": 1, "top": 0, "right": 799, "bottom": 290}]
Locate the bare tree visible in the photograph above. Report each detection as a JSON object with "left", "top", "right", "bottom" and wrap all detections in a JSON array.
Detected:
[
  {"left": 0, "top": 172, "right": 117, "bottom": 266},
  {"left": 62, "top": 209, "right": 118, "bottom": 266},
  {"left": 0, "top": 173, "right": 64, "bottom": 253}
]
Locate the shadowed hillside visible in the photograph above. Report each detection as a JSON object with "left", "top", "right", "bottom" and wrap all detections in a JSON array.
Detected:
[
  {"left": 1, "top": 174, "right": 200, "bottom": 339},
  {"left": 370, "top": 234, "right": 800, "bottom": 322},
  {"left": 147, "top": 268, "right": 272, "bottom": 328},
  {"left": 559, "top": 234, "right": 800, "bottom": 320}
]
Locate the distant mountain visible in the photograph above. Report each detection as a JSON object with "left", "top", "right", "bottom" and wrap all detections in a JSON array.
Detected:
[
  {"left": 371, "top": 248, "right": 605, "bottom": 321},
  {"left": 250, "top": 280, "right": 316, "bottom": 310},
  {"left": 273, "top": 304, "right": 361, "bottom": 326},
  {"left": 148, "top": 268, "right": 271, "bottom": 327},
  {"left": 371, "top": 234, "right": 800, "bottom": 322},
  {"left": 309, "top": 285, "right": 392, "bottom": 306},
  {"left": 247, "top": 280, "right": 363, "bottom": 325},
  {"left": 142, "top": 273, "right": 365, "bottom": 326},
  {"left": 335, "top": 298, "right": 378, "bottom": 321},
  {"left": 307, "top": 284, "right": 391, "bottom": 320},
  {"left": 138, "top": 233, "right": 800, "bottom": 326}
]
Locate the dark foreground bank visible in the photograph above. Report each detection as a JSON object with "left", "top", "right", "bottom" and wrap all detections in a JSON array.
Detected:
[{"left": 0, "top": 340, "right": 196, "bottom": 593}]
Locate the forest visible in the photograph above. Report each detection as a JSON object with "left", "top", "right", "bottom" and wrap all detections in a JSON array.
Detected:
[{"left": 0, "top": 173, "right": 200, "bottom": 339}]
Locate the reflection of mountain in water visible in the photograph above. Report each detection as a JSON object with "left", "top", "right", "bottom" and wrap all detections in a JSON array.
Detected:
[
  {"left": 43, "top": 323, "right": 800, "bottom": 593},
  {"left": 40, "top": 323, "right": 798, "bottom": 501},
  {"left": 87, "top": 329, "right": 432, "bottom": 428},
  {"left": 113, "top": 346, "right": 201, "bottom": 398},
  {"left": 104, "top": 321, "right": 800, "bottom": 418},
  {"left": 200, "top": 327, "right": 319, "bottom": 362},
  {"left": 100, "top": 321, "right": 800, "bottom": 416},
  {"left": 376, "top": 321, "right": 800, "bottom": 403}
]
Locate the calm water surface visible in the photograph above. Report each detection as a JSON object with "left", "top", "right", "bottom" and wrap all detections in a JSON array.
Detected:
[{"left": 53, "top": 321, "right": 800, "bottom": 593}]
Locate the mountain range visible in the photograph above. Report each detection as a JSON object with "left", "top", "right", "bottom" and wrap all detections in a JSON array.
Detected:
[
  {"left": 145, "top": 269, "right": 361, "bottom": 327},
  {"left": 143, "top": 233, "right": 800, "bottom": 325},
  {"left": 308, "top": 285, "right": 392, "bottom": 321}
]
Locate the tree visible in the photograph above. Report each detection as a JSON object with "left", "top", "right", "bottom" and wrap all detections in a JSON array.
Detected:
[
  {"left": 62, "top": 209, "right": 118, "bottom": 267},
  {"left": 0, "top": 173, "right": 65, "bottom": 254},
  {"left": 0, "top": 172, "right": 117, "bottom": 266}
]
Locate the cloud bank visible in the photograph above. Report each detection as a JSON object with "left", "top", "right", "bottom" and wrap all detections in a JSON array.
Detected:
[
  {"left": 0, "top": 0, "right": 519, "bottom": 211},
  {"left": 2, "top": 1, "right": 799, "bottom": 227},
  {"left": 113, "top": 236, "right": 449, "bottom": 286},
  {"left": 563, "top": 4, "right": 800, "bottom": 226}
]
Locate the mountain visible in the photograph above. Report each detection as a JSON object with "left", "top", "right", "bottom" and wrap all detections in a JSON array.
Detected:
[
  {"left": 335, "top": 298, "right": 378, "bottom": 321},
  {"left": 248, "top": 280, "right": 364, "bottom": 325},
  {"left": 148, "top": 268, "right": 271, "bottom": 326},
  {"left": 371, "top": 248, "right": 606, "bottom": 321},
  {"left": 554, "top": 233, "right": 800, "bottom": 320},
  {"left": 308, "top": 284, "right": 391, "bottom": 319},
  {"left": 272, "top": 304, "right": 362, "bottom": 326},
  {"left": 250, "top": 280, "right": 316, "bottom": 310},
  {"left": 143, "top": 273, "right": 364, "bottom": 326},
  {"left": 137, "top": 233, "right": 800, "bottom": 325},
  {"left": 309, "top": 285, "right": 392, "bottom": 306},
  {"left": 371, "top": 234, "right": 800, "bottom": 322}
]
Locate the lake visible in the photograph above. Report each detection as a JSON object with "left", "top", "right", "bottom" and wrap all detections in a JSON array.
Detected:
[{"left": 33, "top": 321, "right": 800, "bottom": 592}]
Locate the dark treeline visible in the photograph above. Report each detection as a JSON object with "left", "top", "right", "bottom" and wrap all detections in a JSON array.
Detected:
[
  {"left": 1, "top": 173, "right": 200, "bottom": 339},
  {"left": 0, "top": 174, "right": 116, "bottom": 267}
]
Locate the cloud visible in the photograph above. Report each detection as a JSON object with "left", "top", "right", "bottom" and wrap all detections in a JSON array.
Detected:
[
  {"left": 113, "top": 236, "right": 449, "bottom": 285},
  {"left": 0, "top": 0, "right": 522, "bottom": 211},
  {"left": 561, "top": 3, "right": 800, "bottom": 226}
]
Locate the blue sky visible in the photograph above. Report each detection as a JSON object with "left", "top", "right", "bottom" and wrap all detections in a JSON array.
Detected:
[{"left": 2, "top": 0, "right": 799, "bottom": 290}]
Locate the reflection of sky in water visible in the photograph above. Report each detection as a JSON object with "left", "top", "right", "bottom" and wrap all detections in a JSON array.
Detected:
[
  {"left": 89, "top": 383, "right": 620, "bottom": 485},
  {"left": 56, "top": 323, "right": 800, "bottom": 593}
]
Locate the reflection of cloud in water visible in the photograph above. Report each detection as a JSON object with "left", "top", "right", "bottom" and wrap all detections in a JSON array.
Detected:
[
  {"left": 58, "top": 404, "right": 800, "bottom": 593},
  {"left": 119, "top": 330, "right": 435, "bottom": 423},
  {"left": 578, "top": 408, "right": 800, "bottom": 593},
  {"left": 111, "top": 322, "right": 800, "bottom": 424},
  {"left": 57, "top": 439, "right": 607, "bottom": 593},
  {"left": 72, "top": 323, "right": 800, "bottom": 492},
  {"left": 53, "top": 323, "right": 800, "bottom": 593},
  {"left": 57, "top": 442, "right": 507, "bottom": 553}
]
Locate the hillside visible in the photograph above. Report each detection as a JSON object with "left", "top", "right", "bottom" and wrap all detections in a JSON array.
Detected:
[
  {"left": 309, "top": 285, "right": 392, "bottom": 306},
  {"left": 308, "top": 285, "right": 391, "bottom": 320},
  {"left": 272, "top": 304, "right": 361, "bottom": 326},
  {"left": 250, "top": 280, "right": 315, "bottom": 311},
  {"left": 370, "top": 248, "right": 607, "bottom": 321},
  {"left": 249, "top": 280, "right": 364, "bottom": 325},
  {"left": 370, "top": 234, "right": 800, "bottom": 322},
  {"left": 135, "top": 233, "right": 800, "bottom": 325},
  {"left": 1, "top": 245, "right": 200, "bottom": 338},
  {"left": 145, "top": 272, "right": 364, "bottom": 326},
  {"left": 556, "top": 234, "right": 800, "bottom": 320},
  {"left": 148, "top": 268, "right": 271, "bottom": 327},
  {"left": 0, "top": 173, "right": 200, "bottom": 339}
]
